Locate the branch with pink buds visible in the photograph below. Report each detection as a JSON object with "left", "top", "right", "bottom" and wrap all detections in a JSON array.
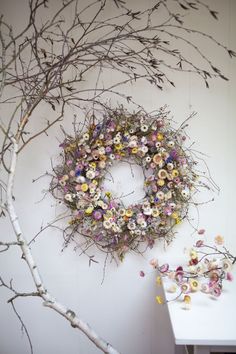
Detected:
[{"left": 149, "top": 234, "right": 235, "bottom": 309}]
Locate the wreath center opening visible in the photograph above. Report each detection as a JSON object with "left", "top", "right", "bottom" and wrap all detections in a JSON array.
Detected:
[{"left": 102, "top": 161, "right": 145, "bottom": 208}]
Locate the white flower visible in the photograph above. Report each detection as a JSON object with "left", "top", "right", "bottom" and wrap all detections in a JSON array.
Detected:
[
  {"left": 145, "top": 156, "right": 151, "bottom": 163},
  {"left": 98, "top": 146, "right": 105, "bottom": 155},
  {"left": 155, "top": 142, "right": 161, "bottom": 148},
  {"left": 165, "top": 191, "right": 172, "bottom": 200},
  {"left": 142, "top": 201, "right": 150, "bottom": 209},
  {"left": 86, "top": 170, "right": 95, "bottom": 179},
  {"left": 167, "top": 162, "right": 174, "bottom": 170},
  {"left": 156, "top": 191, "right": 164, "bottom": 200},
  {"left": 83, "top": 133, "right": 90, "bottom": 140},
  {"left": 113, "top": 137, "right": 121, "bottom": 144},
  {"left": 103, "top": 220, "right": 112, "bottom": 229},
  {"left": 169, "top": 202, "right": 176, "bottom": 210},
  {"left": 141, "top": 136, "right": 147, "bottom": 144},
  {"left": 181, "top": 189, "right": 189, "bottom": 198},
  {"left": 141, "top": 124, "right": 148, "bottom": 132},
  {"left": 128, "top": 140, "right": 137, "bottom": 148},
  {"left": 65, "top": 194, "right": 73, "bottom": 202},
  {"left": 110, "top": 154, "right": 115, "bottom": 160},
  {"left": 93, "top": 193, "right": 101, "bottom": 201},
  {"left": 127, "top": 222, "right": 136, "bottom": 230},
  {"left": 76, "top": 176, "right": 86, "bottom": 183},
  {"left": 167, "top": 141, "right": 175, "bottom": 148},
  {"left": 141, "top": 146, "right": 148, "bottom": 154},
  {"left": 140, "top": 221, "right": 147, "bottom": 228},
  {"left": 143, "top": 207, "right": 152, "bottom": 216},
  {"left": 85, "top": 146, "right": 91, "bottom": 153},
  {"left": 223, "top": 259, "right": 232, "bottom": 272}
]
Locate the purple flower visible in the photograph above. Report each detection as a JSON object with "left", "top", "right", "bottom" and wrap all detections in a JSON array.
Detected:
[
  {"left": 170, "top": 149, "right": 178, "bottom": 159},
  {"left": 105, "top": 146, "right": 112, "bottom": 153},
  {"left": 94, "top": 233, "right": 103, "bottom": 241},
  {"left": 93, "top": 210, "right": 103, "bottom": 220}
]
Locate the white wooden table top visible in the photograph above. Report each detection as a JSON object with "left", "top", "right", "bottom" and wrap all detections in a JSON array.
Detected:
[{"left": 163, "top": 268, "right": 236, "bottom": 346}]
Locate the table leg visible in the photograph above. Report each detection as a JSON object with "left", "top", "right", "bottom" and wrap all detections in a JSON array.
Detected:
[{"left": 194, "top": 346, "right": 210, "bottom": 354}]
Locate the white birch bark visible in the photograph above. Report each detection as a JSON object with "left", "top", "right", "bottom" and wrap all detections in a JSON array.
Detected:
[{"left": 6, "top": 138, "right": 120, "bottom": 354}]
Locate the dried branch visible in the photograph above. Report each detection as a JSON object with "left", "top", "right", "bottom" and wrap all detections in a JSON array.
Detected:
[
  {"left": 0, "top": 0, "right": 235, "bottom": 352},
  {"left": 5, "top": 138, "right": 119, "bottom": 354}
]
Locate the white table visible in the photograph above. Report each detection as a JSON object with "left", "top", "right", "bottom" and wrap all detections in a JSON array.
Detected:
[{"left": 163, "top": 269, "right": 236, "bottom": 354}]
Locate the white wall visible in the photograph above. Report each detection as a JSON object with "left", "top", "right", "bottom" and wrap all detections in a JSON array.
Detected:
[{"left": 0, "top": 1, "right": 236, "bottom": 354}]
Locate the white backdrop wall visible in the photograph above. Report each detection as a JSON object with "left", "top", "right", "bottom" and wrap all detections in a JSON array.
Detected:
[{"left": 0, "top": 1, "right": 236, "bottom": 354}]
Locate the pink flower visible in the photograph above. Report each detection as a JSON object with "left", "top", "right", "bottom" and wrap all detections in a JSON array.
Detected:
[
  {"left": 210, "top": 285, "right": 222, "bottom": 297},
  {"left": 159, "top": 263, "right": 169, "bottom": 273},
  {"left": 196, "top": 240, "right": 204, "bottom": 247},
  {"left": 140, "top": 271, "right": 145, "bottom": 277},
  {"left": 226, "top": 272, "right": 233, "bottom": 281},
  {"left": 198, "top": 229, "right": 205, "bottom": 235},
  {"left": 149, "top": 258, "right": 158, "bottom": 268}
]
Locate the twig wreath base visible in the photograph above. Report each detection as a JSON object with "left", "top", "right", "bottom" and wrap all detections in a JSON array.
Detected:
[{"left": 51, "top": 106, "right": 203, "bottom": 260}]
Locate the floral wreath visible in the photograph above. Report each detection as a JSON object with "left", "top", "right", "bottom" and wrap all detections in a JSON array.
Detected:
[{"left": 51, "top": 107, "right": 200, "bottom": 260}]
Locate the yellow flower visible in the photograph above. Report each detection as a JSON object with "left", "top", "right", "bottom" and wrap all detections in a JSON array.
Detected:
[
  {"left": 152, "top": 208, "right": 160, "bottom": 217},
  {"left": 92, "top": 180, "right": 98, "bottom": 186},
  {"left": 81, "top": 183, "right": 89, "bottom": 192},
  {"left": 172, "top": 169, "right": 179, "bottom": 177},
  {"left": 95, "top": 139, "right": 103, "bottom": 146},
  {"left": 85, "top": 206, "right": 94, "bottom": 214},
  {"left": 155, "top": 295, "right": 164, "bottom": 304},
  {"left": 115, "top": 144, "right": 123, "bottom": 150},
  {"left": 184, "top": 295, "right": 191, "bottom": 304},
  {"left": 97, "top": 200, "right": 103, "bottom": 207},
  {"left": 105, "top": 191, "right": 112, "bottom": 198},
  {"left": 171, "top": 212, "right": 179, "bottom": 219},
  {"left": 157, "top": 179, "right": 165, "bottom": 187},
  {"left": 190, "top": 249, "right": 198, "bottom": 259},
  {"left": 175, "top": 218, "right": 181, "bottom": 224},
  {"left": 156, "top": 276, "right": 162, "bottom": 286},
  {"left": 125, "top": 209, "right": 133, "bottom": 217},
  {"left": 189, "top": 279, "right": 200, "bottom": 292},
  {"left": 103, "top": 210, "right": 113, "bottom": 220},
  {"left": 89, "top": 162, "right": 96, "bottom": 169},
  {"left": 131, "top": 147, "right": 138, "bottom": 154},
  {"left": 62, "top": 174, "right": 69, "bottom": 181},
  {"left": 157, "top": 133, "right": 164, "bottom": 141},
  {"left": 99, "top": 155, "right": 107, "bottom": 161}
]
